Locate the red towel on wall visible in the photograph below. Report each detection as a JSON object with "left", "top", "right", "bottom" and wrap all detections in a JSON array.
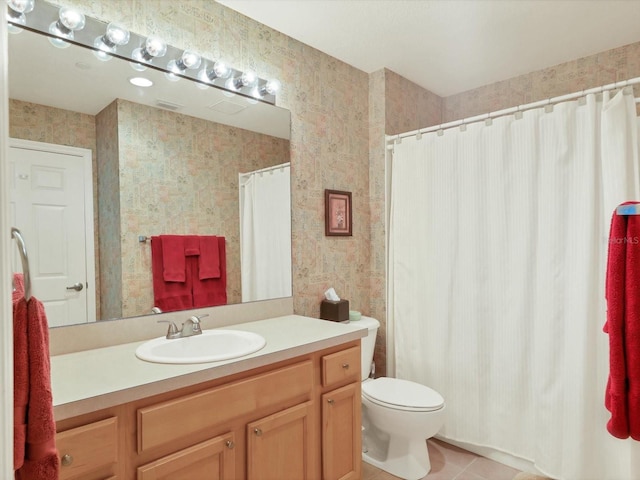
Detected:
[
  {"left": 199, "top": 235, "right": 221, "bottom": 279},
  {"left": 604, "top": 202, "right": 640, "bottom": 439},
  {"left": 151, "top": 236, "right": 193, "bottom": 312},
  {"left": 160, "top": 235, "right": 186, "bottom": 282},
  {"left": 193, "top": 237, "right": 227, "bottom": 307},
  {"left": 13, "top": 274, "right": 59, "bottom": 479}
]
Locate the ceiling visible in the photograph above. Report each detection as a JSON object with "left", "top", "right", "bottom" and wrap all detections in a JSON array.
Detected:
[{"left": 216, "top": 0, "right": 640, "bottom": 97}]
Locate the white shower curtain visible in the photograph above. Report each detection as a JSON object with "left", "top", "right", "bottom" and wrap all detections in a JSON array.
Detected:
[
  {"left": 239, "top": 164, "right": 292, "bottom": 302},
  {"left": 388, "top": 90, "right": 640, "bottom": 480}
]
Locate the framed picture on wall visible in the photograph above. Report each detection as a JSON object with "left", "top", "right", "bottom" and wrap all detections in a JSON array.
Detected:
[{"left": 325, "top": 189, "right": 352, "bottom": 236}]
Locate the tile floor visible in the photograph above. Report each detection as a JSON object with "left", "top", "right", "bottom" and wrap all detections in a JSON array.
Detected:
[{"left": 361, "top": 438, "right": 524, "bottom": 480}]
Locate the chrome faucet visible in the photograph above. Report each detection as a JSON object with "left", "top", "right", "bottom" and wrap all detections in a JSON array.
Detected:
[{"left": 158, "top": 314, "right": 208, "bottom": 339}]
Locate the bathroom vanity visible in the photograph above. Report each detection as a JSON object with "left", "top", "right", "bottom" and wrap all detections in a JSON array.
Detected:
[{"left": 50, "top": 315, "right": 366, "bottom": 480}]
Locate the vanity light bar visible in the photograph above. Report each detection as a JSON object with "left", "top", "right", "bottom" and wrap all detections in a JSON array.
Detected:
[{"left": 5, "top": 0, "right": 280, "bottom": 105}]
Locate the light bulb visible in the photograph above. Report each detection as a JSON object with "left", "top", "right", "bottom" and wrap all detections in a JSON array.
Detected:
[
  {"left": 7, "top": 0, "right": 34, "bottom": 14},
  {"left": 227, "top": 70, "right": 257, "bottom": 91},
  {"left": 6, "top": 0, "right": 34, "bottom": 34},
  {"left": 48, "top": 6, "right": 85, "bottom": 48},
  {"left": 132, "top": 36, "right": 167, "bottom": 65},
  {"left": 255, "top": 79, "right": 281, "bottom": 97},
  {"left": 104, "top": 23, "right": 130, "bottom": 46},
  {"left": 145, "top": 36, "right": 167, "bottom": 58},
  {"left": 199, "top": 61, "right": 230, "bottom": 84},
  {"left": 58, "top": 7, "right": 85, "bottom": 31},
  {"left": 93, "top": 23, "right": 130, "bottom": 62},
  {"left": 167, "top": 50, "right": 201, "bottom": 80}
]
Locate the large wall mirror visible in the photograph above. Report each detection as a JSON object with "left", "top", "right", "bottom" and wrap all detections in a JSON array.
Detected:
[{"left": 8, "top": 15, "right": 292, "bottom": 329}]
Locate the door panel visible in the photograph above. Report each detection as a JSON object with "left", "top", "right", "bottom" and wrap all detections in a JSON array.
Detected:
[{"left": 9, "top": 141, "right": 94, "bottom": 326}]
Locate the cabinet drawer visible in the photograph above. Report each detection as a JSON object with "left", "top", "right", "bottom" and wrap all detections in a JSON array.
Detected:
[
  {"left": 56, "top": 417, "right": 118, "bottom": 480},
  {"left": 137, "top": 434, "right": 236, "bottom": 480},
  {"left": 322, "top": 346, "right": 360, "bottom": 386},
  {"left": 138, "top": 360, "right": 313, "bottom": 453}
]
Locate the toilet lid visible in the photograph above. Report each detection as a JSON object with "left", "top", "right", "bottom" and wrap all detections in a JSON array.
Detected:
[{"left": 362, "top": 377, "right": 444, "bottom": 412}]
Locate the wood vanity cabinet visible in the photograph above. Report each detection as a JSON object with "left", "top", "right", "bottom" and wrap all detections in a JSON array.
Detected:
[
  {"left": 55, "top": 340, "right": 361, "bottom": 480},
  {"left": 321, "top": 346, "right": 362, "bottom": 480}
]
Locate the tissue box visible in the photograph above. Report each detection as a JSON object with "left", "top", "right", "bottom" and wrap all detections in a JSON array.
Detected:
[{"left": 320, "top": 299, "right": 350, "bottom": 322}]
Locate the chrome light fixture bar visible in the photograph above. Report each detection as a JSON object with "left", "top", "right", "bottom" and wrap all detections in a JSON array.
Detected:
[{"left": 5, "top": 0, "right": 280, "bottom": 105}]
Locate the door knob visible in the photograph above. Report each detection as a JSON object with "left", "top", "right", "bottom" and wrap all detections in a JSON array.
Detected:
[{"left": 66, "top": 282, "right": 84, "bottom": 292}]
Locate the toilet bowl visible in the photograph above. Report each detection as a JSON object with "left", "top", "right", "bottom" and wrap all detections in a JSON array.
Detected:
[{"left": 359, "top": 316, "right": 445, "bottom": 480}]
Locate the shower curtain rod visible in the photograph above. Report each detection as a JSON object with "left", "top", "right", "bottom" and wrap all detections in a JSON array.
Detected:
[
  {"left": 387, "top": 76, "right": 640, "bottom": 146},
  {"left": 239, "top": 162, "right": 290, "bottom": 179}
]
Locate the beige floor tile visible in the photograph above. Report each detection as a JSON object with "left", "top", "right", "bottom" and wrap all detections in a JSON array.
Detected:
[
  {"left": 463, "top": 456, "right": 520, "bottom": 480},
  {"left": 423, "top": 459, "right": 466, "bottom": 479},
  {"left": 428, "top": 439, "right": 480, "bottom": 470}
]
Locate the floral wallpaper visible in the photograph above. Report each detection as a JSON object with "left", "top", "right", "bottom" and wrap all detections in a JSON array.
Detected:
[
  {"left": 111, "top": 99, "right": 289, "bottom": 317},
  {"left": 95, "top": 100, "right": 121, "bottom": 320},
  {"left": 25, "top": 1, "right": 640, "bottom": 375}
]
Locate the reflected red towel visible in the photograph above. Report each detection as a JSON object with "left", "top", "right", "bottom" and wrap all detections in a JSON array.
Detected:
[
  {"left": 604, "top": 202, "right": 640, "bottom": 439},
  {"left": 199, "top": 235, "right": 220, "bottom": 279},
  {"left": 13, "top": 274, "right": 59, "bottom": 479},
  {"left": 151, "top": 236, "right": 193, "bottom": 312},
  {"left": 184, "top": 235, "right": 200, "bottom": 256},
  {"left": 160, "top": 235, "right": 186, "bottom": 282},
  {"left": 193, "top": 237, "right": 227, "bottom": 307}
]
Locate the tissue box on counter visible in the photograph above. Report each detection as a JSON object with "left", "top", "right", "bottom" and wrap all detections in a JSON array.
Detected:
[{"left": 320, "top": 299, "right": 350, "bottom": 322}]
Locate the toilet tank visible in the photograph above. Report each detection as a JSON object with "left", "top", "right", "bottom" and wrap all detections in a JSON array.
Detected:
[{"left": 357, "top": 316, "right": 380, "bottom": 381}]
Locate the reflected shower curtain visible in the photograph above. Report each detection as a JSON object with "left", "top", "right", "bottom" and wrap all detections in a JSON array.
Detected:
[
  {"left": 239, "top": 164, "right": 292, "bottom": 302},
  {"left": 388, "top": 91, "right": 640, "bottom": 480}
]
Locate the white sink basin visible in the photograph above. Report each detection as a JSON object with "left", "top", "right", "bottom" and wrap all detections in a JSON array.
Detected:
[{"left": 135, "top": 329, "right": 266, "bottom": 364}]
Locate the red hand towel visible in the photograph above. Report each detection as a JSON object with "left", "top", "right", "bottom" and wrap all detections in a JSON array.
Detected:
[
  {"left": 13, "top": 275, "right": 28, "bottom": 471},
  {"left": 199, "top": 235, "right": 221, "bottom": 279},
  {"left": 13, "top": 273, "right": 59, "bottom": 479},
  {"left": 626, "top": 212, "right": 640, "bottom": 440},
  {"left": 193, "top": 236, "right": 227, "bottom": 307},
  {"left": 604, "top": 202, "right": 640, "bottom": 439},
  {"left": 160, "top": 235, "right": 186, "bottom": 282},
  {"left": 151, "top": 236, "right": 193, "bottom": 312}
]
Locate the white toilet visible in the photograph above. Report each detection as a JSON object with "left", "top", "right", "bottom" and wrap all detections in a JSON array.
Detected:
[{"left": 359, "top": 316, "right": 445, "bottom": 480}]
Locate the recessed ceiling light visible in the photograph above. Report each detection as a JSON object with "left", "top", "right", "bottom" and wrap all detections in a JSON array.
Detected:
[{"left": 129, "top": 76, "right": 153, "bottom": 87}]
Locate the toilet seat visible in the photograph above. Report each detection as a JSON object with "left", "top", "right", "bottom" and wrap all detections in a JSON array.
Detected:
[{"left": 362, "top": 377, "right": 444, "bottom": 412}]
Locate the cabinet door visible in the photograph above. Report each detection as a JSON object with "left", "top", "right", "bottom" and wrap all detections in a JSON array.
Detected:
[
  {"left": 247, "top": 401, "right": 314, "bottom": 480},
  {"left": 322, "top": 383, "right": 361, "bottom": 480},
  {"left": 137, "top": 433, "right": 236, "bottom": 480}
]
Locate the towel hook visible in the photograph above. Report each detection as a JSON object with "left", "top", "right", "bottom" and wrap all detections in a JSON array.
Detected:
[{"left": 11, "top": 227, "right": 31, "bottom": 301}]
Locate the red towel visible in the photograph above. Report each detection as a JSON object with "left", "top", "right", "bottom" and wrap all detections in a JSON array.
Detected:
[
  {"left": 13, "top": 274, "right": 28, "bottom": 471},
  {"left": 13, "top": 274, "right": 59, "bottom": 479},
  {"left": 199, "top": 235, "right": 221, "bottom": 279},
  {"left": 151, "top": 237, "right": 193, "bottom": 312},
  {"left": 604, "top": 202, "right": 640, "bottom": 439},
  {"left": 193, "top": 237, "right": 227, "bottom": 307},
  {"left": 160, "top": 235, "right": 186, "bottom": 282},
  {"left": 184, "top": 235, "right": 200, "bottom": 256}
]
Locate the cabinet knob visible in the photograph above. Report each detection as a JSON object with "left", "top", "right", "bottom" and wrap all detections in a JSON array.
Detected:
[
  {"left": 342, "top": 363, "right": 349, "bottom": 369},
  {"left": 60, "top": 454, "right": 73, "bottom": 466},
  {"left": 327, "top": 398, "right": 335, "bottom": 405},
  {"left": 254, "top": 427, "right": 263, "bottom": 436},
  {"left": 226, "top": 440, "right": 235, "bottom": 449}
]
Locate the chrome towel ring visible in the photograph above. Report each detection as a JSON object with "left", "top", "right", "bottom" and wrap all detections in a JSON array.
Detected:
[{"left": 11, "top": 227, "right": 31, "bottom": 301}]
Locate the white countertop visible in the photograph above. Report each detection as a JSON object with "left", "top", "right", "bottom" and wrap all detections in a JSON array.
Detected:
[{"left": 51, "top": 315, "right": 367, "bottom": 420}]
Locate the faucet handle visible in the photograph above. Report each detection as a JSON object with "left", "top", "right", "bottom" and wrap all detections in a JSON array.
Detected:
[{"left": 157, "top": 320, "right": 180, "bottom": 339}]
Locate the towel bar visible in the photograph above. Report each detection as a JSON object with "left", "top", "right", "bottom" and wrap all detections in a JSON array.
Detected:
[{"left": 11, "top": 227, "right": 31, "bottom": 301}]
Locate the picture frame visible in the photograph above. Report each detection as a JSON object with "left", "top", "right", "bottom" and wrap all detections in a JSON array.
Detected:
[{"left": 325, "top": 189, "right": 352, "bottom": 236}]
